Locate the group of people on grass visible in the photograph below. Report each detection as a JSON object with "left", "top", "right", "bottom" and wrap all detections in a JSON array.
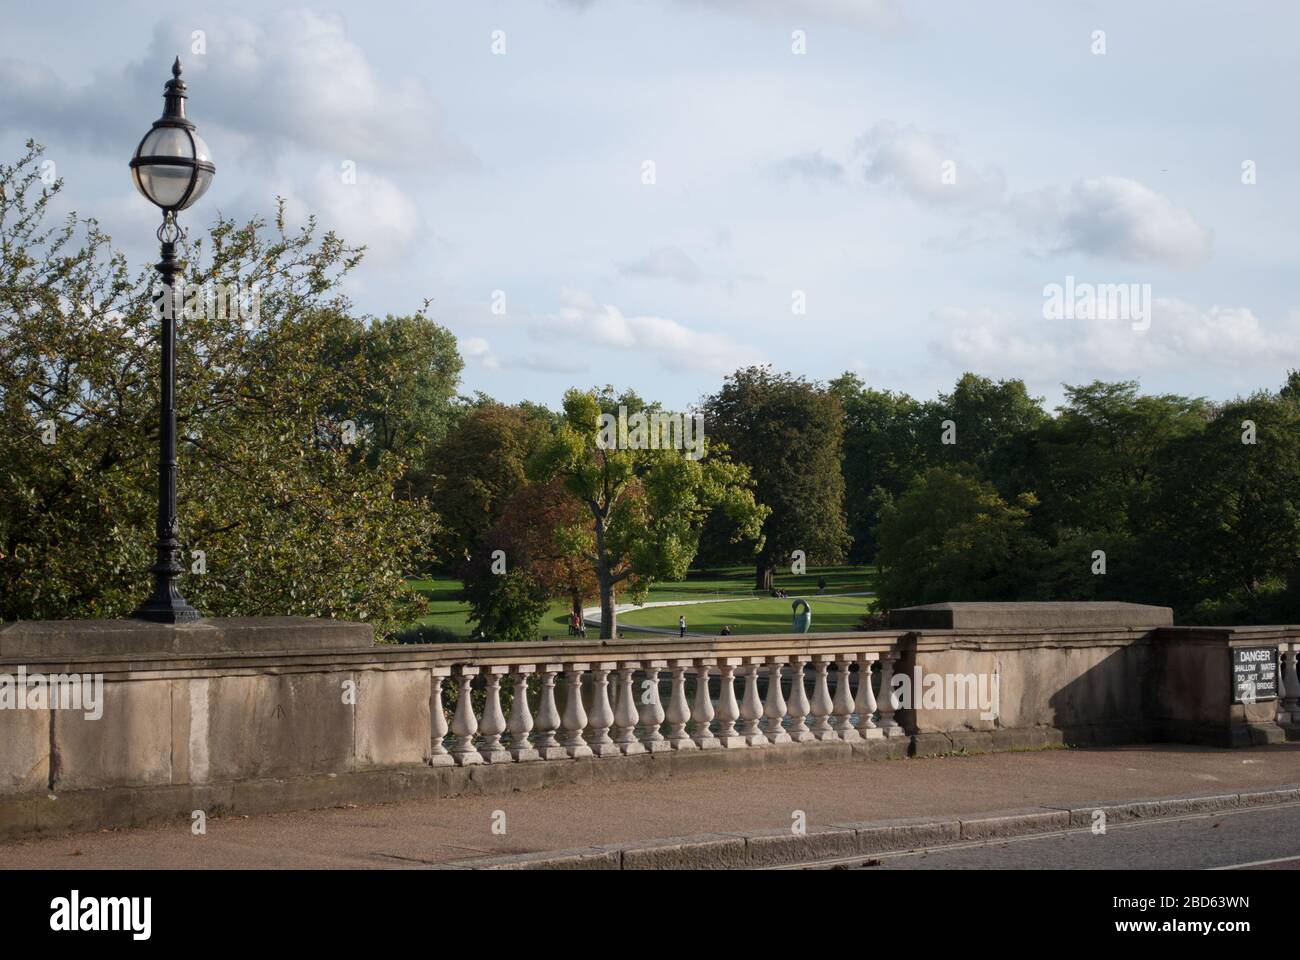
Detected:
[{"left": 568, "top": 611, "right": 586, "bottom": 637}]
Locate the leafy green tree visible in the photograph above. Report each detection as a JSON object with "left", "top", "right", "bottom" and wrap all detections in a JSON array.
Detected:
[
  {"left": 1140, "top": 393, "right": 1300, "bottom": 621},
  {"left": 531, "top": 388, "right": 767, "bottom": 638},
  {"left": 324, "top": 311, "right": 462, "bottom": 472},
  {"left": 1028, "top": 380, "right": 1208, "bottom": 539},
  {"left": 874, "top": 467, "right": 1042, "bottom": 609},
  {"left": 460, "top": 478, "right": 598, "bottom": 641},
  {"left": 0, "top": 142, "right": 439, "bottom": 634},
  {"left": 705, "top": 367, "right": 848, "bottom": 589},
  {"left": 921, "top": 373, "right": 1046, "bottom": 498},
  {"left": 831, "top": 372, "right": 927, "bottom": 562},
  {"left": 420, "top": 402, "right": 551, "bottom": 565}
]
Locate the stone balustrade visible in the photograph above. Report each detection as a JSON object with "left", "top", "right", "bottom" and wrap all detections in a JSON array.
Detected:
[{"left": 426, "top": 641, "right": 904, "bottom": 766}]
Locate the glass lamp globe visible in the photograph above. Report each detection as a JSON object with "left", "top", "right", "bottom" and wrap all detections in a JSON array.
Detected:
[{"left": 128, "top": 58, "right": 215, "bottom": 212}]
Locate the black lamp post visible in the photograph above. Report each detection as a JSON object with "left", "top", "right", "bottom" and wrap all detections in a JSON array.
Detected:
[{"left": 127, "top": 57, "right": 214, "bottom": 623}]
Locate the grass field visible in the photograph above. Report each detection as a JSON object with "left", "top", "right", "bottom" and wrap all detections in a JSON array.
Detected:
[
  {"left": 404, "top": 565, "right": 879, "bottom": 640},
  {"left": 615, "top": 592, "right": 875, "bottom": 636}
]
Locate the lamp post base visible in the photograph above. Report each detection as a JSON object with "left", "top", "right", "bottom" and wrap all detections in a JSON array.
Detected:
[{"left": 132, "top": 583, "right": 201, "bottom": 624}]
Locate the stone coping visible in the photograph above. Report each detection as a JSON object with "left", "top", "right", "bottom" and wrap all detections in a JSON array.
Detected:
[
  {"left": 0, "top": 616, "right": 374, "bottom": 659},
  {"left": 890, "top": 601, "right": 1174, "bottom": 631},
  {"left": 0, "top": 627, "right": 908, "bottom": 671},
  {"left": 1, "top": 617, "right": 1294, "bottom": 672},
  {"left": 0, "top": 625, "right": 1203, "bottom": 675}
]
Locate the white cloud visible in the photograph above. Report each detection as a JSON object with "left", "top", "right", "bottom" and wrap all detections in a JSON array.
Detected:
[
  {"left": 0, "top": 9, "right": 471, "bottom": 171},
  {"left": 461, "top": 337, "right": 501, "bottom": 370},
  {"left": 1010, "top": 177, "right": 1211, "bottom": 268},
  {"left": 533, "top": 289, "right": 762, "bottom": 374},
  {"left": 245, "top": 162, "right": 420, "bottom": 265},
  {"left": 843, "top": 123, "right": 1211, "bottom": 267},
  {"left": 928, "top": 299, "right": 1300, "bottom": 386},
  {"left": 859, "top": 121, "right": 1006, "bottom": 207}
]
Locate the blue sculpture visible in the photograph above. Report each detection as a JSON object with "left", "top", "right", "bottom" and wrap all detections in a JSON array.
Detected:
[{"left": 791, "top": 598, "right": 812, "bottom": 633}]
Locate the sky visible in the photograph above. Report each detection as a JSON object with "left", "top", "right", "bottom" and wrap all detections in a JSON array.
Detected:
[{"left": 2, "top": 0, "right": 1298, "bottom": 411}]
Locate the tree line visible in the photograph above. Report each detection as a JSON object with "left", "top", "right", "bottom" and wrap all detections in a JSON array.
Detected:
[{"left": 4, "top": 143, "right": 1297, "bottom": 639}]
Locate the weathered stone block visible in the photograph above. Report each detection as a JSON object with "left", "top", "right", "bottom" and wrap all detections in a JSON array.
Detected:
[
  {"left": 614, "top": 833, "right": 748, "bottom": 869},
  {"left": 204, "top": 672, "right": 355, "bottom": 781},
  {"left": 53, "top": 679, "right": 172, "bottom": 790},
  {"left": 0, "top": 706, "right": 49, "bottom": 793},
  {"left": 447, "top": 847, "right": 620, "bottom": 870},
  {"left": 743, "top": 826, "right": 859, "bottom": 867},
  {"left": 355, "top": 669, "right": 431, "bottom": 767},
  {"left": 832, "top": 816, "right": 962, "bottom": 854},
  {"left": 959, "top": 808, "right": 1068, "bottom": 840}
]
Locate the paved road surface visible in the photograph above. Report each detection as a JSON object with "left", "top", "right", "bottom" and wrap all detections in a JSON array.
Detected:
[
  {"left": 821, "top": 801, "right": 1300, "bottom": 870},
  {"left": 1, "top": 743, "right": 1297, "bottom": 869}
]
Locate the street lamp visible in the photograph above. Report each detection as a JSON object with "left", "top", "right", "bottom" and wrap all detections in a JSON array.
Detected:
[{"left": 127, "top": 57, "right": 214, "bottom": 623}]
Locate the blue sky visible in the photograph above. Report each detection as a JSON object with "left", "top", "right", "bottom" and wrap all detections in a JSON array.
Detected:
[{"left": 3, "top": 0, "right": 1298, "bottom": 410}]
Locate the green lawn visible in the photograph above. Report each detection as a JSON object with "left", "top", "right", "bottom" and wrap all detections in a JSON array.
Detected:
[
  {"left": 616, "top": 593, "right": 875, "bottom": 636},
  {"left": 403, "top": 565, "right": 878, "bottom": 640}
]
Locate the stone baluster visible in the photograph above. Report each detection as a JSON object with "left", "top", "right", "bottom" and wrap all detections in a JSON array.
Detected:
[
  {"left": 613, "top": 661, "right": 647, "bottom": 755},
  {"left": 477, "top": 666, "right": 512, "bottom": 763},
  {"left": 738, "top": 658, "right": 769, "bottom": 746},
  {"left": 715, "top": 658, "right": 746, "bottom": 748},
  {"left": 878, "top": 652, "right": 904, "bottom": 737},
  {"left": 786, "top": 656, "right": 814, "bottom": 743},
  {"left": 833, "top": 655, "right": 862, "bottom": 742},
  {"left": 665, "top": 661, "right": 697, "bottom": 750},
  {"left": 639, "top": 660, "right": 670, "bottom": 751},
  {"left": 450, "top": 666, "right": 484, "bottom": 765},
  {"left": 508, "top": 664, "right": 539, "bottom": 762},
  {"left": 809, "top": 656, "right": 836, "bottom": 740},
  {"left": 429, "top": 667, "right": 453, "bottom": 766},
  {"left": 692, "top": 659, "right": 721, "bottom": 749},
  {"left": 586, "top": 661, "right": 619, "bottom": 757},
  {"left": 562, "top": 662, "right": 594, "bottom": 758},
  {"left": 763, "top": 657, "right": 792, "bottom": 744},
  {"left": 1281, "top": 643, "right": 1299, "bottom": 724},
  {"left": 853, "top": 654, "right": 880, "bottom": 738},
  {"left": 532, "top": 664, "right": 569, "bottom": 760}
]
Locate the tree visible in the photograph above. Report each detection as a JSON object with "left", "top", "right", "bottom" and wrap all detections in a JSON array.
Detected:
[
  {"left": 1027, "top": 380, "right": 1208, "bottom": 539},
  {"left": 530, "top": 388, "right": 767, "bottom": 638},
  {"left": 874, "top": 467, "right": 1042, "bottom": 609},
  {"left": 460, "top": 478, "right": 599, "bottom": 641},
  {"left": 0, "top": 142, "right": 439, "bottom": 634},
  {"left": 1140, "top": 393, "right": 1300, "bottom": 620},
  {"left": 706, "top": 367, "right": 849, "bottom": 589},
  {"left": 921, "top": 373, "right": 1046, "bottom": 499},
  {"left": 420, "top": 402, "right": 550, "bottom": 565},
  {"left": 831, "top": 372, "right": 927, "bottom": 563},
  {"left": 323, "top": 311, "right": 462, "bottom": 474}
]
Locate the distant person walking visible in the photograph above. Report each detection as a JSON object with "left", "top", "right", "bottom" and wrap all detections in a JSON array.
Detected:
[{"left": 679, "top": 615, "right": 687, "bottom": 637}]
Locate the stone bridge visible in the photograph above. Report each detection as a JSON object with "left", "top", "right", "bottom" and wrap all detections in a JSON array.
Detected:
[{"left": 1, "top": 601, "right": 1297, "bottom": 841}]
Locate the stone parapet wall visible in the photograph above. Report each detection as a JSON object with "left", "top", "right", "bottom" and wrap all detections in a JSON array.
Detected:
[{"left": 0, "top": 603, "right": 1296, "bottom": 839}]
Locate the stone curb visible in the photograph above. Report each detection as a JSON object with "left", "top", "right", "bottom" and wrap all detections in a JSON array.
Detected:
[{"left": 440, "top": 784, "right": 1300, "bottom": 870}]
